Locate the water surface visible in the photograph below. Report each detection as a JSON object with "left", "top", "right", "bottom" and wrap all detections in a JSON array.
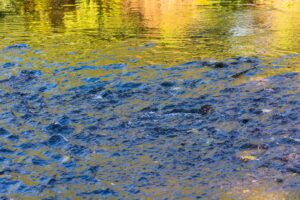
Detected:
[
  {"left": 1, "top": 0, "right": 300, "bottom": 71},
  {"left": 0, "top": 0, "right": 299, "bottom": 199}
]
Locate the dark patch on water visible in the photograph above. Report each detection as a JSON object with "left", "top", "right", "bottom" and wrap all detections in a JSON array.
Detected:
[
  {"left": 3, "top": 44, "right": 30, "bottom": 51},
  {"left": 2, "top": 62, "right": 18, "bottom": 68}
]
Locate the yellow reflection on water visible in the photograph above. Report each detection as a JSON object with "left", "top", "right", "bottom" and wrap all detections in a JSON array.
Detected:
[
  {"left": 64, "top": 0, "right": 100, "bottom": 32},
  {"left": 130, "top": 0, "right": 199, "bottom": 39},
  {"left": 0, "top": 0, "right": 299, "bottom": 76}
]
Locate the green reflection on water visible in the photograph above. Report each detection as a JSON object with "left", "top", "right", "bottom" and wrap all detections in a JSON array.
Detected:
[{"left": 0, "top": 0, "right": 300, "bottom": 80}]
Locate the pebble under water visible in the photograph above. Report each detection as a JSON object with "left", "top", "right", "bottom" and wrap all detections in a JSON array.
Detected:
[{"left": 0, "top": 45, "right": 299, "bottom": 199}]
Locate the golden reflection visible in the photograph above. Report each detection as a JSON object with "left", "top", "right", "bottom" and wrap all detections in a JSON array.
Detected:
[
  {"left": 0, "top": 1, "right": 9, "bottom": 11},
  {"left": 0, "top": 0, "right": 300, "bottom": 75},
  {"left": 64, "top": 0, "right": 100, "bottom": 31},
  {"left": 3, "top": 0, "right": 300, "bottom": 45},
  {"left": 268, "top": 0, "right": 300, "bottom": 53}
]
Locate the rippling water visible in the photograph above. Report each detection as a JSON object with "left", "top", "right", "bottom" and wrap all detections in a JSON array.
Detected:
[{"left": 0, "top": 0, "right": 300, "bottom": 199}]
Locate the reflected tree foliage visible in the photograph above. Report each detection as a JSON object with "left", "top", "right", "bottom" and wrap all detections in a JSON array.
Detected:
[{"left": 0, "top": 0, "right": 300, "bottom": 69}]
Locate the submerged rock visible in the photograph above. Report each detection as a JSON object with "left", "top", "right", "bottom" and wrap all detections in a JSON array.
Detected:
[
  {"left": 3, "top": 44, "right": 30, "bottom": 51},
  {"left": 199, "top": 104, "right": 214, "bottom": 115},
  {"left": 0, "top": 128, "right": 10, "bottom": 136},
  {"left": 211, "top": 62, "right": 228, "bottom": 68},
  {"left": 44, "top": 123, "right": 74, "bottom": 135},
  {"left": 47, "top": 134, "right": 68, "bottom": 146}
]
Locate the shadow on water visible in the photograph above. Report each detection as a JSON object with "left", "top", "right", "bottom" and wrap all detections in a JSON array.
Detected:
[{"left": 0, "top": 12, "right": 5, "bottom": 19}]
